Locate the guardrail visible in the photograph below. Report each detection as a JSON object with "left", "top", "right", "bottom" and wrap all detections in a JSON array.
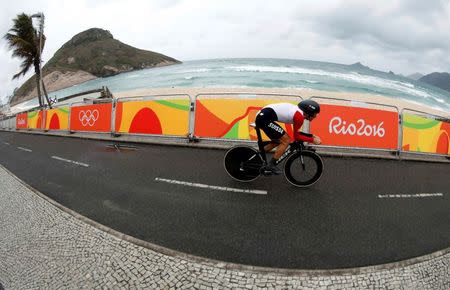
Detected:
[
  {"left": 114, "top": 94, "right": 191, "bottom": 139},
  {"left": 401, "top": 108, "right": 450, "bottom": 157},
  {"left": 193, "top": 93, "right": 303, "bottom": 141},
  {"left": 1, "top": 92, "right": 449, "bottom": 158},
  {"left": 68, "top": 99, "right": 114, "bottom": 134},
  {"left": 310, "top": 96, "right": 401, "bottom": 154},
  {"left": 44, "top": 103, "right": 70, "bottom": 132}
]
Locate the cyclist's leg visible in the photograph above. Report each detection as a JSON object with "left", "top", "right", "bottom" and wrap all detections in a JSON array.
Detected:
[
  {"left": 262, "top": 133, "right": 289, "bottom": 175},
  {"left": 260, "top": 122, "right": 286, "bottom": 174},
  {"left": 264, "top": 142, "right": 278, "bottom": 152},
  {"left": 273, "top": 133, "right": 291, "bottom": 159},
  {"left": 256, "top": 108, "right": 283, "bottom": 146},
  {"left": 256, "top": 109, "right": 287, "bottom": 174},
  {"left": 256, "top": 108, "right": 279, "bottom": 152}
]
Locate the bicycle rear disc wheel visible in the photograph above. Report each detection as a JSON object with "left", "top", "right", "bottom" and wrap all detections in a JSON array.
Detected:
[
  {"left": 284, "top": 151, "right": 323, "bottom": 187},
  {"left": 224, "top": 146, "right": 263, "bottom": 182}
]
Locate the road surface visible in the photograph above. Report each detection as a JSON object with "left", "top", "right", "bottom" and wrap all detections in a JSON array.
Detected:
[{"left": 0, "top": 131, "right": 448, "bottom": 269}]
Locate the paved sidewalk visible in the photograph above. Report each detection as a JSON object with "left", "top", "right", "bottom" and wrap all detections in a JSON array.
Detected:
[{"left": 0, "top": 165, "right": 448, "bottom": 289}]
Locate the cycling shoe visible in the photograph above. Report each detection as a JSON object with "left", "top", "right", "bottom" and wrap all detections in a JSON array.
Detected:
[{"left": 264, "top": 164, "right": 282, "bottom": 175}]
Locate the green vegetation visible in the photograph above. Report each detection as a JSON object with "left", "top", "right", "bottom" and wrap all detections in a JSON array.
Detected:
[{"left": 4, "top": 13, "right": 52, "bottom": 108}]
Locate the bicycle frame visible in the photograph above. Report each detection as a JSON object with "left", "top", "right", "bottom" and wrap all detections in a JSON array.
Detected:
[
  {"left": 255, "top": 125, "right": 268, "bottom": 164},
  {"left": 254, "top": 126, "right": 304, "bottom": 166}
]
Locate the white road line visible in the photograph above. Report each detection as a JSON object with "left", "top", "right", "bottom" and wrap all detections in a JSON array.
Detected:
[
  {"left": 51, "top": 156, "right": 90, "bottom": 167},
  {"left": 17, "top": 146, "right": 32, "bottom": 152},
  {"left": 3, "top": 142, "right": 10, "bottom": 145},
  {"left": 155, "top": 177, "right": 267, "bottom": 195},
  {"left": 378, "top": 193, "right": 444, "bottom": 199}
]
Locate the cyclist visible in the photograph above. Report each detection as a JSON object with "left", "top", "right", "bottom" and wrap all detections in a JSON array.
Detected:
[{"left": 255, "top": 99, "right": 322, "bottom": 174}]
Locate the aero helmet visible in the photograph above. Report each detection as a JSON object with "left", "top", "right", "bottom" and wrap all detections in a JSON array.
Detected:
[{"left": 298, "top": 100, "right": 320, "bottom": 117}]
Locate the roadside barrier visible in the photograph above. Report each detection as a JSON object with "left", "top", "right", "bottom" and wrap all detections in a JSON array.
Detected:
[
  {"left": 16, "top": 113, "right": 28, "bottom": 129},
  {"left": 401, "top": 109, "right": 450, "bottom": 155},
  {"left": 69, "top": 100, "right": 113, "bottom": 133},
  {"left": 309, "top": 96, "right": 400, "bottom": 153},
  {"left": 114, "top": 95, "right": 191, "bottom": 137},
  {"left": 45, "top": 104, "right": 70, "bottom": 131},
  {"left": 27, "top": 110, "right": 45, "bottom": 130},
  {"left": 0, "top": 116, "right": 13, "bottom": 129},
  {"left": 193, "top": 93, "right": 302, "bottom": 141},
  {"left": 1, "top": 92, "right": 449, "bottom": 158}
]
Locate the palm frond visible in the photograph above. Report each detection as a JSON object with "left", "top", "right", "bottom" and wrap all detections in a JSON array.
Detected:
[
  {"left": 4, "top": 35, "right": 35, "bottom": 55},
  {"left": 3, "top": 12, "right": 45, "bottom": 81},
  {"left": 13, "top": 58, "right": 34, "bottom": 79}
]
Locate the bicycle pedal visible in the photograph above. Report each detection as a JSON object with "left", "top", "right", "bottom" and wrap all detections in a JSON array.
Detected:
[{"left": 262, "top": 170, "right": 273, "bottom": 176}]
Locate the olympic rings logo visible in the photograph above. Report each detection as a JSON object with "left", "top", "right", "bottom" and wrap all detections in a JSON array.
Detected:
[{"left": 79, "top": 110, "right": 99, "bottom": 127}]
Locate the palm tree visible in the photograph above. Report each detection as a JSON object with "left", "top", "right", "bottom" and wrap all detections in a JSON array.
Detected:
[{"left": 3, "top": 13, "right": 52, "bottom": 108}]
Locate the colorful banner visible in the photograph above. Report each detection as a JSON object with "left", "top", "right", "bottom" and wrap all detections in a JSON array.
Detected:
[
  {"left": 27, "top": 110, "right": 45, "bottom": 129},
  {"left": 16, "top": 114, "right": 27, "bottom": 129},
  {"left": 70, "top": 103, "right": 112, "bottom": 132},
  {"left": 402, "top": 113, "right": 450, "bottom": 155},
  {"left": 45, "top": 107, "right": 70, "bottom": 130},
  {"left": 194, "top": 97, "right": 300, "bottom": 140},
  {"left": 310, "top": 104, "right": 399, "bottom": 149},
  {"left": 115, "top": 98, "right": 190, "bottom": 136}
]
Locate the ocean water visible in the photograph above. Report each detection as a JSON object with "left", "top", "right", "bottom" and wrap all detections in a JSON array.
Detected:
[{"left": 12, "top": 58, "right": 450, "bottom": 113}]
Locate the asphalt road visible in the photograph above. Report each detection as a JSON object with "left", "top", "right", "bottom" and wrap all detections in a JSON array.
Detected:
[{"left": 0, "top": 131, "right": 449, "bottom": 269}]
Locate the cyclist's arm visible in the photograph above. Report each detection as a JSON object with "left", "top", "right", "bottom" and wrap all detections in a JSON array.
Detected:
[{"left": 293, "top": 112, "right": 314, "bottom": 143}]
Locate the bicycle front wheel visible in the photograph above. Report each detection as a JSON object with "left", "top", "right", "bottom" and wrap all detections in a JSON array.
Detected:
[
  {"left": 224, "top": 146, "right": 263, "bottom": 182},
  {"left": 284, "top": 151, "right": 323, "bottom": 187}
]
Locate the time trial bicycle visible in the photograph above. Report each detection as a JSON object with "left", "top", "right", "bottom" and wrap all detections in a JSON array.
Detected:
[{"left": 224, "top": 124, "right": 323, "bottom": 187}]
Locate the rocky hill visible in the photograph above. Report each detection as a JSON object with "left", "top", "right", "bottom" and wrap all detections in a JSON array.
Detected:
[
  {"left": 419, "top": 72, "right": 450, "bottom": 92},
  {"left": 349, "top": 62, "right": 370, "bottom": 70},
  {"left": 406, "top": 73, "right": 424, "bottom": 81},
  {"left": 10, "top": 28, "right": 181, "bottom": 105}
]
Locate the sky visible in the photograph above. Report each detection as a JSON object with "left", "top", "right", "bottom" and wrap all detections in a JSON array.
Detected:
[{"left": 1, "top": 0, "right": 450, "bottom": 103}]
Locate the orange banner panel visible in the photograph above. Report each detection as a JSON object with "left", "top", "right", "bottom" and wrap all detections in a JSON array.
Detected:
[
  {"left": 16, "top": 113, "right": 28, "bottom": 129},
  {"left": 70, "top": 103, "right": 112, "bottom": 132},
  {"left": 310, "top": 104, "right": 399, "bottom": 149}
]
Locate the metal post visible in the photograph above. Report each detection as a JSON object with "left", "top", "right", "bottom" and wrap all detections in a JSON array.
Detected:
[
  {"left": 68, "top": 103, "right": 73, "bottom": 134},
  {"left": 398, "top": 112, "right": 403, "bottom": 157},
  {"left": 39, "top": 14, "right": 44, "bottom": 102},
  {"left": 188, "top": 95, "right": 196, "bottom": 142},
  {"left": 111, "top": 98, "right": 117, "bottom": 137},
  {"left": 32, "top": 13, "right": 45, "bottom": 108}
]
